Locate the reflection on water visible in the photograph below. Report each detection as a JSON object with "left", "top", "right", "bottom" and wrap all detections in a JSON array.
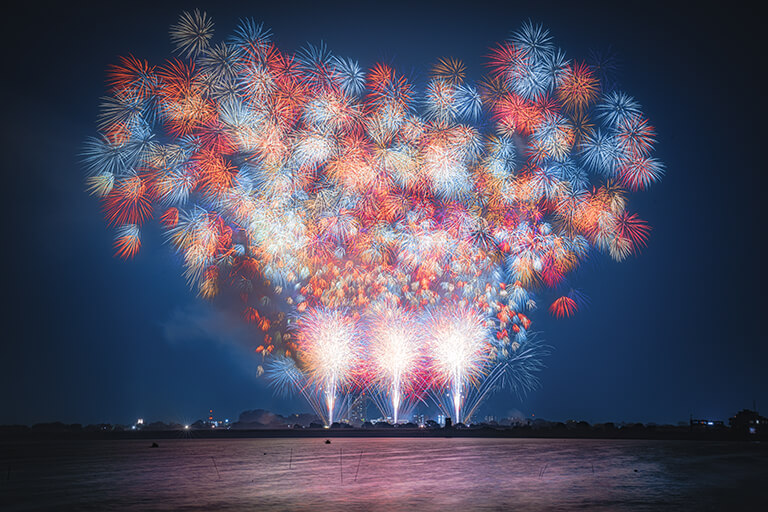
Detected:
[{"left": 2, "top": 438, "right": 766, "bottom": 510}]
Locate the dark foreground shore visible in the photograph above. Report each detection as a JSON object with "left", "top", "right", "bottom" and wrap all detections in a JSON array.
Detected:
[{"left": 2, "top": 425, "right": 765, "bottom": 442}]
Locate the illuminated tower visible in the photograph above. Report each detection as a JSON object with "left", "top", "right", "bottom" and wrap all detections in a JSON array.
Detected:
[{"left": 348, "top": 393, "right": 368, "bottom": 427}]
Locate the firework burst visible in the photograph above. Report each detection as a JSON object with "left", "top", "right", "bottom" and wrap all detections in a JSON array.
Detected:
[
  {"left": 365, "top": 305, "right": 423, "bottom": 423},
  {"left": 85, "top": 12, "right": 664, "bottom": 424},
  {"left": 294, "top": 308, "right": 360, "bottom": 425},
  {"left": 423, "top": 306, "right": 492, "bottom": 424}
]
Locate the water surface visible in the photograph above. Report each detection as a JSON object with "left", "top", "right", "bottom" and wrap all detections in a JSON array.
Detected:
[{"left": 2, "top": 438, "right": 766, "bottom": 510}]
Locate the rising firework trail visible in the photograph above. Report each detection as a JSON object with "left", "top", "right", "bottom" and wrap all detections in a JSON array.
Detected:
[
  {"left": 365, "top": 305, "right": 423, "bottom": 424},
  {"left": 85, "top": 12, "right": 664, "bottom": 424},
  {"left": 423, "top": 306, "right": 491, "bottom": 424},
  {"left": 294, "top": 308, "right": 360, "bottom": 425}
]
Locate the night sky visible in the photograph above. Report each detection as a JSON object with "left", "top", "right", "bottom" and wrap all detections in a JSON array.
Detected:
[{"left": 2, "top": 1, "right": 764, "bottom": 427}]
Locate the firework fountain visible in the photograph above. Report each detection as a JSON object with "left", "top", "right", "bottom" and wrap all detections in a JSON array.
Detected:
[
  {"left": 85, "top": 11, "right": 663, "bottom": 425},
  {"left": 365, "top": 306, "right": 422, "bottom": 424}
]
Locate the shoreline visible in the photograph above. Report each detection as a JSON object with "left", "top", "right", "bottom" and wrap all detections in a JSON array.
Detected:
[{"left": 2, "top": 427, "right": 763, "bottom": 442}]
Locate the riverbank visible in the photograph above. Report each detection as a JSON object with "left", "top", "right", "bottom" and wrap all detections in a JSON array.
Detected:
[{"left": 2, "top": 424, "right": 764, "bottom": 442}]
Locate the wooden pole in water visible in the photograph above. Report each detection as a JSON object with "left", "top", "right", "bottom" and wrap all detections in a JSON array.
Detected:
[
  {"left": 289, "top": 448, "right": 293, "bottom": 470},
  {"left": 354, "top": 450, "right": 363, "bottom": 482},
  {"left": 339, "top": 447, "right": 343, "bottom": 484},
  {"left": 211, "top": 456, "right": 221, "bottom": 480}
]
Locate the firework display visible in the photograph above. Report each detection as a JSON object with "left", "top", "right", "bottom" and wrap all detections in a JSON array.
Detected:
[{"left": 84, "top": 11, "right": 662, "bottom": 424}]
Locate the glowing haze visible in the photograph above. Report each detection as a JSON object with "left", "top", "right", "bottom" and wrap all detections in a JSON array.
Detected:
[{"left": 84, "top": 10, "right": 663, "bottom": 425}]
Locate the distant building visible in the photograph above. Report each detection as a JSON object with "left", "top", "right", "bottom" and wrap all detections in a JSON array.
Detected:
[
  {"left": 690, "top": 418, "right": 724, "bottom": 428},
  {"left": 347, "top": 393, "right": 368, "bottom": 427},
  {"left": 412, "top": 413, "right": 425, "bottom": 427},
  {"left": 204, "top": 409, "right": 230, "bottom": 429},
  {"left": 729, "top": 409, "right": 766, "bottom": 435},
  {"left": 437, "top": 414, "right": 446, "bottom": 427}
]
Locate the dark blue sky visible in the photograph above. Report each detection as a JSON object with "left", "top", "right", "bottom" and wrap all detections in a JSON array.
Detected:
[{"left": 2, "top": 1, "right": 764, "bottom": 426}]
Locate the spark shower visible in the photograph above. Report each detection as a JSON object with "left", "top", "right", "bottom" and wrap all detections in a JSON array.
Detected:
[{"left": 84, "top": 10, "right": 663, "bottom": 425}]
